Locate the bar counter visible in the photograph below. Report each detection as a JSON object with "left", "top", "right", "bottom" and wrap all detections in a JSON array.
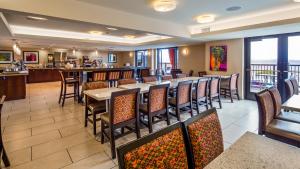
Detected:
[{"left": 0, "top": 71, "right": 28, "bottom": 101}]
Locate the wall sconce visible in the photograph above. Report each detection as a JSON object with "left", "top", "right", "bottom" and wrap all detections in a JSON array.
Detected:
[
  {"left": 182, "top": 48, "right": 188, "bottom": 56},
  {"left": 129, "top": 52, "right": 133, "bottom": 57},
  {"left": 95, "top": 49, "right": 98, "bottom": 56}
]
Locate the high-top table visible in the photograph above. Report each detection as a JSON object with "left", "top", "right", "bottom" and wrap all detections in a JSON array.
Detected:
[
  {"left": 205, "top": 132, "right": 300, "bottom": 169},
  {"left": 146, "top": 76, "right": 204, "bottom": 88},
  {"left": 282, "top": 95, "right": 300, "bottom": 112}
]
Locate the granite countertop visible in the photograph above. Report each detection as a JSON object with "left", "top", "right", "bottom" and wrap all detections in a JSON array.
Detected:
[
  {"left": 205, "top": 132, "right": 300, "bottom": 169},
  {"left": 0, "top": 71, "right": 29, "bottom": 77}
]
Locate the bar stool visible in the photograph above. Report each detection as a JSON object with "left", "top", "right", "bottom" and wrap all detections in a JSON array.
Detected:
[
  {"left": 92, "top": 71, "right": 107, "bottom": 82},
  {"left": 122, "top": 70, "right": 134, "bottom": 79},
  {"left": 58, "top": 71, "right": 80, "bottom": 107},
  {"left": 108, "top": 71, "right": 121, "bottom": 87}
]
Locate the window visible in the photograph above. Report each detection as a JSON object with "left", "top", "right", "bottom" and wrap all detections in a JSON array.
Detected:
[
  {"left": 157, "top": 47, "right": 178, "bottom": 74},
  {"left": 135, "top": 50, "right": 147, "bottom": 67}
]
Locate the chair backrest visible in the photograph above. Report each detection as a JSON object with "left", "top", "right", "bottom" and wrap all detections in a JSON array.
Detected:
[
  {"left": 93, "top": 72, "right": 107, "bottom": 81},
  {"left": 176, "top": 73, "right": 187, "bottom": 79},
  {"left": 230, "top": 73, "right": 239, "bottom": 90},
  {"left": 59, "top": 70, "right": 66, "bottom": 82},
  {"left": 284, "top": 79, "right": 294, "bottom": 99},
  {"left": 209, "top": 77, "right": 220, "bottom": 96},
  {"left": 140, "top": 69, "right": 150, "bottom": 78},
  {"left": 198, "top": 71, "right": 207, "bottom": 77},
  {"left": 117, "top": 123, "right": 190, "bottom": 169},
  {"left": 142, "top": 76, "right": 157, "bottom": 83},
  {"left": 268, "top": 87, "right": 282, "bottom": 117},
  {"left": 122, "top": 70, "right": 134, "bottom": 79},
  {"left": 108, "top": 71, "right": 121, "bottom": 80},
  {"left": 177, "top": 80, "right": 193, "bottom": 105},
  {"left": 188, "top": 70, "right": 194, "bottom": 77},
  {"left": 82, "top": 81, "right": 108, "bottom": 103},
  {"left": 290, "top": 78, "right": 299, "bottom": 95},
  {"left": 255, "top": 90, "right": 276, "bottom": 135},
  {"left": 110, "top": 89, "right": 140, "bottom": 125},
  {"left": 196, "top": 80, "right": 208, "bottom": 99},
  {"left": 182, "top": 108, "right": 223, "bottom": 169},
  {"left": 171, "top": 69, "right": 182, "bottom": 78},
  {"left": 118, "top": 79, "right": 137, "bottom": 86},
  {"left": 148, "top": 84, "right": 169, "bottom": 113},
  {"left": 162, "top": 75, "right": 173, "bottom": 81}
]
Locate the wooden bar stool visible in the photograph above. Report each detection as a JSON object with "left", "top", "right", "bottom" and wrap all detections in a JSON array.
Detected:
[
  {"left": 58, "top": 70, "right": 80, "bottom": 107},
  {"left": 108, "top": 71, "right": 121, "bottom": 87}
]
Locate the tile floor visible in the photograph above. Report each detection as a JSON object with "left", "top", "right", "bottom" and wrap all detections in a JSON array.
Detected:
[{"left": 1, "top": 82, "right": 259, "bottom": 169}]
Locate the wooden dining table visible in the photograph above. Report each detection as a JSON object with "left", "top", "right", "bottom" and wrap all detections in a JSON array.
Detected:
[
  {"left": 205, "top": 132, "right": 300, "bottom": 169},
  {"left": 282, "top": 95, "right": 300, "bottom": 112}
]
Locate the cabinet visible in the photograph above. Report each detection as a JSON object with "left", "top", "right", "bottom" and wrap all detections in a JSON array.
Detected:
[
  {"left": 0, "top": 75, "right": 26, "bottom": 101},
  {"left": 27, "top": 69, "right": 61, "bottom": 83}
]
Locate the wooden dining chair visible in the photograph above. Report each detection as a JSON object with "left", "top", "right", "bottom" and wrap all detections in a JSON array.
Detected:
[
  {"left": 255, "top": 90, "right": 300, "bottom": 147},
  {"left": 58, "top": 70, "right": 80, "bottom": 107},
  {"left": 193, "top": 79, "right": 209, "bottom": 113},
  {"left": 117, "top": 123, "right": 191, "bottom": 169},
  {"left": 0, "top": 96, "right": 10, "bottom": 167},
  {"left": 220, "top": 73, "right": 240, "bottom": 103},
  {"left": 208, "top": 77, "right": 222, "bottom": 109},
  {"left": 169, "top": 80, "right": 193, "bottom": 121},
  {"left": 162, "top": 75, "right": 173, "bottom": 81},
  {"left": 290, "top": 78, "right": 299, "bottom": 95},
  {"left": 139, "top": 84, "right": 170, "bottom": 133},
  {"left": 82, "top": 81, "right": 108, "bottom": 135},
  {"left": 142, "top": 76, "right": 157, "bottom": 83},
  {"left": 122, "top": 70, "right": 134, "bottom": 79},
  {"left": 284, "top": 79, "right": 294, "bottom": 100},
  {"left": 100, "top": 88, "right": 141, "bottom": 159},
  {"left": 198, "top": 71, "right": 207, "bottom": 77},
  {"left": 118, "top": 79, "right": 137, "bottom": 86},
  {"left": 188, "top": 70, "right": 194, "bottom": 77},
  {"left": 182, "top": 108, "right": 223, "bottom": 169},
  {"left": 268, "top": 87, "right": 300, "bottom": 124},
  {"left": 176, "top": 73, "right": 187, "bottom": 79}
]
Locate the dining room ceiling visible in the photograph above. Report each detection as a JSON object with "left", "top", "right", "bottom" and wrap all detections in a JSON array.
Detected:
[{"left": 0, "top": 0, "right": 300, "bottom": 51}]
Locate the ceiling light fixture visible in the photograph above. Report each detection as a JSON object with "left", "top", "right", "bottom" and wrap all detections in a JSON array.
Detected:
[
  {"left": 294, "top": 0, "right": 300, "bottom": 2},
  {"left": 106, "top": 27, "right": 118, "bottom": 31},
  {"left": 26, "top": 16, "right": 48, "bottom": 21},
  {"left": 226, "top": 6, "right": 242, "bottom": 12},
  {"left": 152, "top": 0, "right": 177, "bottom": 12},
  {"left": 124, "top": 35, "right": 136, "bottom": 39},
  {"left": 195, "top": 14, "right": 215, "bottom": 24},
  {"left": 88, "top": 31, "right": 103, "bottom": 35}
]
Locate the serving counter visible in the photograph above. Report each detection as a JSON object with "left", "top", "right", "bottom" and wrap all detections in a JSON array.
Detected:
[{"left": 0, "top": 71, "right": 28, "bottom": 101}]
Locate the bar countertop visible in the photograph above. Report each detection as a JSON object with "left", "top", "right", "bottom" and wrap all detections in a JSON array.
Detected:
[{"left": 0, "top": 71, "right": 29, "bottom": 77}]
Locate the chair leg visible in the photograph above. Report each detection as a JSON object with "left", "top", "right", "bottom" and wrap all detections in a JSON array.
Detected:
[
  {"left": 209, "top": 96, "right": 213, "bottom": 108},
  {"left": 190, "top": 102, "right": 193, "bottom": 117},
  {"left": 93, "top": 112, "right": 97, "bottom": 135},
  {"left": 135, "top": 120, "right": 141, "bottom": 139},
  {"left": 218, "top": 94, "right": 222, "bottom": 109},
  {"left": 100, "top": 121, "right": 105, "bottom": 144},
  {"left": 62, "top": 83, "right": 66, "bottom": 107},
  {"left": 58, "top": 82, "right": 63, "bottom": 104},
  {"left": 73, "top": 83, "right": 76, "bottom": 101},
  {"left": 166, "top": 110, "right": 170, "bottom": 125},
  {"left": 110, "top": 128, "right": 116, "bottom": 159},
  {"left": 236, "top": 89, "right": 241, "bottom": 100},
  {"left": 176, "top": 106, "right": 181, "bottom": 121},
  {"left": 84, "top": 107, "right": 88, "bottom": 127},
  {"left": 196, "top": 100, "right": 200, "bottom": 114},
  {"left": 2, "top": 148, "right": 10, "bottom": 167},
  {"left": 205, "top": 98, "right": 209, "bottom": 110},
  {"left": 230, "top": 90, "right": 233, "bottom": 103},
  {"left": 148, "top": 115, "right": 153, "bottom": 133}
]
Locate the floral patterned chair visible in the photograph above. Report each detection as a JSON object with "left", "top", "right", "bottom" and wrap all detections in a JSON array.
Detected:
[
  {"left": 139, "top": 84, "right": 170, "bottom": 133},
  {"left": 142, "top": 76, "right": 157, "bottom": 83},
  {"left": 82, "top": 81, "right": 108, "bottom": 135},
  {"left": 117, "top": 123, "right": 190, "bottom": 169},
  {"left": 169, "top": 80, "right": 193, "bottom": 121},
  {"left": 100, "top": 88, "right": 141, "bottom": 159},
  {"left": 182, "top": 108, "right": 223, "bottom": 169}
]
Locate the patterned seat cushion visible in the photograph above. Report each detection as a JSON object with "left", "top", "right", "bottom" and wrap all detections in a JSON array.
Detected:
[
  {"left": 169, "top": 97, "right": 177, "bottom": 106},
  {"left": 139, "top": 103, "right": 148, "bottom": 113},
  {"left": 123, "top": 128, "right": 189, "bottom": 169},
  {"left": 100, "top": 112, "right": 109, "bottom": 123},
  {"left": 187, "top": 112, "right": 223, "bottom": 169}
]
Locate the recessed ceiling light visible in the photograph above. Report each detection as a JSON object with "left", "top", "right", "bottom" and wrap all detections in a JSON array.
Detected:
[
  {"left": 195, "top": 14, "right": 215, "bottom": 24},
  {"left": 226, "top": 6, "right": 242, "bottom": 12},
  {"left": 106, "top": 27, "right": 118, "bottom": 31},
  {"left": 152, "top": 0, "right": 177, "bottom": 12},
  {"left": 124, "top": 35, "right": 136, "bottom": 39},
  {"left": 88, "top": 31, "right": 103, "bottom": 35},
  {"left": 26, "top": 16, "right": 48, "bottom": 21}
]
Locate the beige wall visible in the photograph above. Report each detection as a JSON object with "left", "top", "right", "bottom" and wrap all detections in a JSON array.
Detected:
[
  {"left": 204, "top": 39, "right": 244, "bottom": 98},
  {"left": 178, "top": 44, "right": 206, "bottom": 74}
]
